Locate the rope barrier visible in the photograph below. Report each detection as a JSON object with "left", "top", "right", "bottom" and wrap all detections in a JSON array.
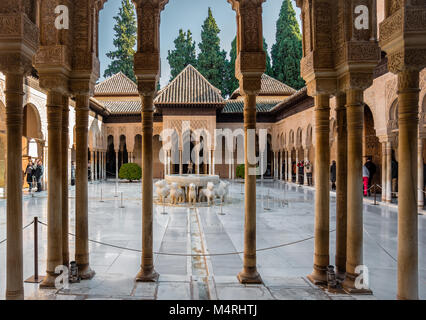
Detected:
[
  {"left": 0, "top": 220, "right": 35, "bottom": 245},
  {"left": 37, "top": 219, "right": 335, "bottom": 257}
]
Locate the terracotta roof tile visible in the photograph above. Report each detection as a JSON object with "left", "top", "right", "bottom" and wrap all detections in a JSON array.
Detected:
[
  {"left": 102, "top": 100, "right": 142, "bottom": 114},
  {"left": 95, "top": 72, "right": 139, "bottom": 96},
  {"left": 231, "top": 74, "right": 296, "bottom": 98},
  {"left": 223, "top": 100, "right": 283, "bottom": 113},
  {"left": 154, "top": 65, "right": 225, "bottom": 104}
]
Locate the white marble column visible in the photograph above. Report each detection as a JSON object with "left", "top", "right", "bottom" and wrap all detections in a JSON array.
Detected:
[
  {"left": 381, "top": 142, "right": 387, "bottom": 202},
  {"left": 304, "top": 149, "right": 309, "bottom": 186},
  {"left": 386, "top": 142, "right": 392, "bottom": 203},
  {"left": 295, "top": 150, "right": 299, "bottom": 184},
  {"left": 288, "top": 151, "right": 292, "bottom": 182}
]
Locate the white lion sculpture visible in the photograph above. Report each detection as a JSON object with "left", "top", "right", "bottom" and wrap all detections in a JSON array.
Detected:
[
  {"left": 169, "top": 182, "right": 185, "bottom": 205},
  {"left": 215, "top": 180, "right": 230, "bottom": 203},
  {"left": 155, "top": 180, "right": 170, "bottom": 203},
  {"left": 199, "top": 182, "right": 216, "bottom": 205},
  {"left": 188, "top": 183, "right": 197, "bottom": 206}
]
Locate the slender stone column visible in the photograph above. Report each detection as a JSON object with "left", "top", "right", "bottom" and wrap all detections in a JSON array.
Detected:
[
  {"left": 212, "top": 150, "right": 215, "bottom": 175},
  {"left": 288, "top": 151, "right": 292, "bottom": 182},
  {"left": 5, "top": 73, "right": 24, "bottom": 299},
  {"left": 386, "top": 142, "right": 392, "bottom": 202},
  {"left": 381, "top": 142, "right": 387, "bottom": 202},
  {"left": 136, "top": 94, "right": 158, "bottom": 282},
  {"left": 238, "top": 94, "right": 261, "bottom": 284},
  {"left": 397, "top": 70, "right": 419, "bottom": 300},
  {"left": 115, "top": 150, "right": 119, "bottom": 180},
  {"left": 418, "top": 138, "right": 424, "bottom": 208},
  {"left": 75, "top": 95, "right": 95, "bottom": 279},
  {"left": 90, "top": 150, "right": 95, "bottom": 181},
  {"left": 304, "top": 149, "right": 309, "bottom": 186},
  {"left": 279, "top": 151, "right": 283, "bottom": 180},
  {"left": 179, "top": 150, "right": 183, "bottom": 174},
  {"left": 93, "top": 149, "right": 98, "bottom": 181},
  {"left": 62, "top": 96, "right": 70, "bottom": 268},
  {"left": 296, "top": 149, "right": 300, "bottom": 184},
  {"left": 40, "top": 91, "right": 63, "bottom": 288},
  {"left": 335, "top": 94, "right": 347, "bottom": 276},
  {"left": 307, "top": 94, "right": 330, "bottom": 285},
  {"left": 343, "top": 89, "right": 370, "bottom": 293}
]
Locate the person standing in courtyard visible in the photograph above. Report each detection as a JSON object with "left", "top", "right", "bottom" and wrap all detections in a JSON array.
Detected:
[
  {"left": 297, "top": 160, "right": 304, "bottom": 185},
  {"left": 71, "top": 161, "right": 76, "bottom": 186},
  {"left": 363, "top": 164, "right": 370, "bottom": 197},
  {"left": 35, "top": 160, "right": 44, "bottom": 192},
  {"left": 330, "top": 160, "right": 336, "bottom": 190},
  {"left": 364, "top": 156, "right": 376, "bottom": 196},
  {"left": 25, "top": 160, "right": 34, "bottom": 192},
  {"left": 305, "top": 160, "right": 312, "bottom": 186}
]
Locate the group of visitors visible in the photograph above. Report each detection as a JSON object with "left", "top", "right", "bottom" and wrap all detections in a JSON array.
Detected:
[
  {"left": 290, "top": 160, "right": 313, "bottom": 186},
  {"left": 330, "top": 157, "right": 378, "bottom": 196},
  {"left": 24, "top": 159, "right": 44, "bottom": 192}
]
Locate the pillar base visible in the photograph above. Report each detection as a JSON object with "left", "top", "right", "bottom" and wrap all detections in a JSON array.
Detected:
[
  {"left": 136, "top": 267, "right": 159, "bottom": 282},
  {"left": 78, "top": 264, "right": 96, "bottom": 280},
  {"left": 5, "top": 290, "right": 24, "bottom": 300},
  {"left": 237, "top": 268, "right": 262, "bottom": 284},
  {"left": 39, "top": 272, "right": 59, "bottom": 289},
  {"left": 342, "top": 272, "right": 373, "bottom": 295},
  {"left": 307, "top": 265, "right": 328, "bottom": 286}
]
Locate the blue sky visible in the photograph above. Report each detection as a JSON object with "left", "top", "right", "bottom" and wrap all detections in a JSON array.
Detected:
[{"left": 98, "top": 0, "right": 301, "bottom": 87}]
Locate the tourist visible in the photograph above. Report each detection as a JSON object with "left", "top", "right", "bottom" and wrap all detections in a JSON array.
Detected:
[
  {"left": 364, "top": 156, "right": 376, "bottom": 196},
  {"left": 297, "top": 160, "right": 304, "bottom": 185},
  {"left": 35, "top": 160, "right": 44, "bottom": 192},
  {"left": 305, "top": 161, "right": 312, "bottom": 186},
  {"left": 25, "top": 160, "right": 34, "bottom": 192},
  {"left": 363, "top": 164, "right": 370, "bottom": 197},
  {"left": 71, "top": 161, "right": 76, "bottom": 186},
  {"left": 330, "top": 160, "right": 337, "bottom": 190}
]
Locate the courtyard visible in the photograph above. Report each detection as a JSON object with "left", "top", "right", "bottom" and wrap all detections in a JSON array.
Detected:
[{"left": 0, "top": 180, "right": 424, "bottom": 300}]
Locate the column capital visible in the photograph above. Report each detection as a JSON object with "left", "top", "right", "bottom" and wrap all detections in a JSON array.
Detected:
[{"left": 380, "top": 1, "right": 426, "bottom": 74}]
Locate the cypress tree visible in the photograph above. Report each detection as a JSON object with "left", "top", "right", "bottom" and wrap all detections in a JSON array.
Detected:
[
  {"left": 167, "top": 29, "right": 197, "bottom": 81},
  {"left": 197, "top": 8, "right": 228, "bottom": 97},
  {"left": 226, "top": 37, "right": 273, "bottom": 97},
  {"left": 104, "top": 0, "right": 137, "bottom": 82},
  {"left": 271, "top": 0, "right": 305, "bottom": 90}
]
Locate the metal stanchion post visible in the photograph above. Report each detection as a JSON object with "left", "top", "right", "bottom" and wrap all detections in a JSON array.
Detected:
[
  {"left": 373, "top": 185, "right": 378, "bottom": 205},
  {"left": 25, "top": 217, "right": 44, "bottom": 283},
  {"left": 100, "top": 187, "right": 104, "bottom": 203},
  {"left": 161, "top": 198, "right": 168, "bottom": 215},
  {"left": 119, "top": 192, "right": 124, "bottom": 208}
]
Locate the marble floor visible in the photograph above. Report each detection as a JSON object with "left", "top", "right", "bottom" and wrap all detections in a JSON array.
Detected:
[{"left": 0, "top": 180, "right": 424, "bottom": 300}]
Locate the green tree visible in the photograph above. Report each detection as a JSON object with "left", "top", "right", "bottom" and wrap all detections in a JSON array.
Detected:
[
  {"left": 271, "top": 0, "right": 305, "bottom": 90},
  {"left": 104, "top": 0, "right": 137, "bottom": 82},
  {"left": 197, "top": 8, "right": 228, "bottom": 97},
  {"left": 167, "top": 29, "right": 197, "bottom": 81},
  {"left": 226, "top": 37, "right": 273, "bottom": 97}
]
